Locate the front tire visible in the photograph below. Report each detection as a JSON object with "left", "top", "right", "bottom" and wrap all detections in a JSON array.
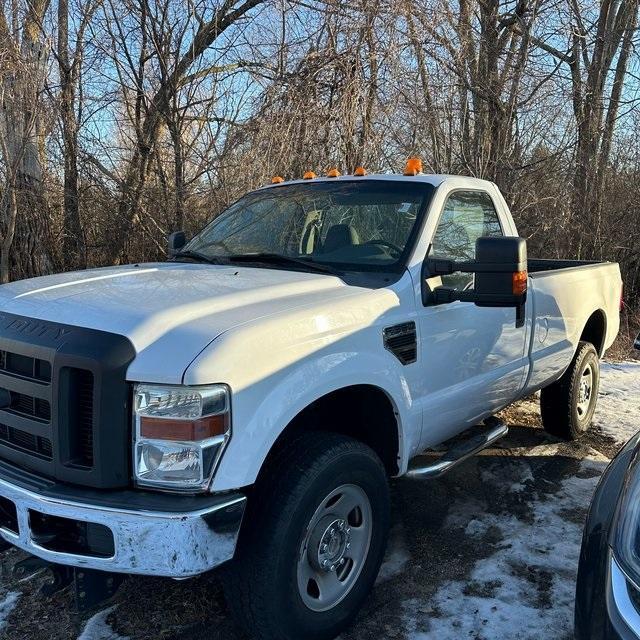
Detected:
[
  {"left": 540, "top": 340, "right": 600, "bottom": 440},
  {"left": 223, "top": 432, "right": 390, "bottom": 640}
]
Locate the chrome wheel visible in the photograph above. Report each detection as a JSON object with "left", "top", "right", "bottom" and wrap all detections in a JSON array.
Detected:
[
  {"left": 577, "top": 363, "right": 594, "bottom": 419},
  {"left": 297, "top": 484, "right": 372, "bottom": 612}
]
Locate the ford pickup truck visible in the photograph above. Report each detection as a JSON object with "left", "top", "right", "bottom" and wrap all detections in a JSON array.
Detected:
[{"left": 0, "top": 165, "right": 622, "bottom": 639}]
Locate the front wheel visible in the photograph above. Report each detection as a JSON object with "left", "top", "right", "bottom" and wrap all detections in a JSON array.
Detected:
[
  {"left": 223, "top": 432, "right": 390, "bottom": 640},
  {"left": 540, "top": 340, "right": 600, "bottom": 440}
]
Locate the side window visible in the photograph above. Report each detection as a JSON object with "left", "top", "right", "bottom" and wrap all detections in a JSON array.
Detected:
[{"left": 431, "top": 191, "right": 503, "bottom": 290}]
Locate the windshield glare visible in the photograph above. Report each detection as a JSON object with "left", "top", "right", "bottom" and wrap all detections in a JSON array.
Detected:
[{"left": 184, "top": 180, "right": 434, "bottom": 271}]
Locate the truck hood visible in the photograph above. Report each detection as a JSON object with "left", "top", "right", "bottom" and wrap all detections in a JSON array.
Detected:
[{"left": 0, "top": 263, "right": 358, "bottom": 383}]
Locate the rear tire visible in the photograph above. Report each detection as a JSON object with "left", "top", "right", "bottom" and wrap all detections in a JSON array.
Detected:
[
  {"left": 540, "top": 341, "right": 600, "bottom": 440},
  {"left": 222, "top": 432, "right": 390, "bottom": 640}
]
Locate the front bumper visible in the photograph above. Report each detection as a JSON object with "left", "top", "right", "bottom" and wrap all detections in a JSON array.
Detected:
[{"left": 0, "top": 473, "right": 246, "bottom": 578}]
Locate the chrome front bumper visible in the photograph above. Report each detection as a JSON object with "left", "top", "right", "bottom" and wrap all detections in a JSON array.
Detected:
[{"left": 0, "top": 476, "right": 246, "bottom": 578}]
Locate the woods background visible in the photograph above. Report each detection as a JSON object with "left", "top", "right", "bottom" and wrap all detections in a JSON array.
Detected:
[{"left": 0, "top": 0, "right": 638, "bottom": 353}]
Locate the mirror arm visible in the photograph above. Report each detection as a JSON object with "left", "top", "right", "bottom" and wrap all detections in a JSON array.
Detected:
[
  {"left": 424, "top": 257, "right": 521, "bottom": 278},
  {"left": 432, "top": 287, "right": 477, "bottom": 304},
  {"left": 433, "top": 287, "right": 527, "bottom": 306},
  {"left": 516, "top": 302, "right": 525, "bottom": 329}
]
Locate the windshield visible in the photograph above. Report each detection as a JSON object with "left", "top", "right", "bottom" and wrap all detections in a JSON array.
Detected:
[{"left": 183, "top": 180, "right": 434, "bottom": 271}]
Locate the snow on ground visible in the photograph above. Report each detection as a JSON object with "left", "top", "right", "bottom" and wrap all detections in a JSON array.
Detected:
[
  {"left": 595, "top": 361, "right": 640, "bottom": 445},
  {"left": 0, "top": 592, "right": 19, "bottom": 631},
  {"left": 78, "top": 606, "right": 128, "bottom": 640},
  {"left": 395, "top": 357, "right": 640, "bottom": 640},
  {"left": 403, "top": 452, "right": 607, "bottom": 639}
]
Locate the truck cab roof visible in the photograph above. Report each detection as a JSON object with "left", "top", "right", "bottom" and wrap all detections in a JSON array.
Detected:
[{"left": 258, "top": 173, "right": 498, "bottom": 191}]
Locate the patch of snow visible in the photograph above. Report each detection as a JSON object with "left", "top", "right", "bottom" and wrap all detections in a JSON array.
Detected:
[
  {"left": 402, "top": 454, "right": 607, "bottom": 639},
  {"left": 0, "top": 591, "right": 19, "bottom": 631},
  {"left": 465, "top": 518, "right": 490, "bottom": 538},
  {"left": 595, "top": 361, "right": 640, "bottom": 445},
  {"left": 377, "top": 525, "right": 410, "bottom": 583},
  {"left": 78, "top": 606, "right": 128, "bottom": 640},
  {"left": 509, "top": 464, "right": 535, "bottom": 493},
  {"left": 443, "top": 496, "right": 488, "bottom": 531}
]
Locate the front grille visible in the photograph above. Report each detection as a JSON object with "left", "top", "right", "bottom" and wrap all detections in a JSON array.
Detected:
[
  {"left": 9, "top": 391, "right": 51, "bottom": 421},
  {"left": 0, "top": 350, "right": 51, "bottom": 382},
  {"left": 0, "top": 422, "right": 53, "bottom": 460},
  {"left": 0, "top": 312, "right": 135, "bottom": 489},
  {"left": 40, "top": 437, "right": 52, "bottom": 458},
  {"left": 0, "top": 351, "right": 95, "bottom": 472},
  {"left": 0, "top": 345, "right": 56, "bottom": 465}
]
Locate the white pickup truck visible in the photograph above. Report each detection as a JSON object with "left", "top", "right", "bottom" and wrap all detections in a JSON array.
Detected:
[{"left": 0, "top": 169, "right": 621, "bottom": 639}]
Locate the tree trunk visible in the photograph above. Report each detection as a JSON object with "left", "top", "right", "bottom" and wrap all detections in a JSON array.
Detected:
[
  {"left": 168, "top": 120, "right": 185, "bottom": 231},
  {"left": 0, "top": 185, "right": 18, "bottom": 284},
  {"left": 58, "top": 0, "right": 85, "bottom": 269}
]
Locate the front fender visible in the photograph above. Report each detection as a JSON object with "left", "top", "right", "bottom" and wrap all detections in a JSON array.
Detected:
[{"left": 187, "top": 328, "right": 418, "bottom": 492}]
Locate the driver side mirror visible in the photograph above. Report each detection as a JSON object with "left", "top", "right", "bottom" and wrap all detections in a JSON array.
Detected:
[
  {"left": 634, "top": 332, "right": 640, "bottom": 351},
  {"left": 168, "top": 231, "right": 186, "bottom": 257},
  {"left": 422, "top": 236, "right": 528, "bottom": 327}
]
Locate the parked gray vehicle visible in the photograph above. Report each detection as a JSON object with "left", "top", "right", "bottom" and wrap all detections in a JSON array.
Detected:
[{"left": 575, "top": 333, "right": 640, "bottom": 640}]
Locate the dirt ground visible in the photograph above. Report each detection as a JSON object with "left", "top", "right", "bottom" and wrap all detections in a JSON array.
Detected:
[{"left": 0, "top": 395, "right": 628, "bottom": 640}]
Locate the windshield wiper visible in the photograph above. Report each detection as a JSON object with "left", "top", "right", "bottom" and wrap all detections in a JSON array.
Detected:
[
  {"left": 171, "top": 250, "right": 228, "bottom": 265},
  {"left": 225, "top": 253, "right": 341, "bottom": 275}
]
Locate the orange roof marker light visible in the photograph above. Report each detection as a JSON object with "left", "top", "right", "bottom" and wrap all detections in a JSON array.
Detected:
[
  {"left": 326, "top": 168, "right": 341, "bottom": 178},
  {"left": 303, "top": 171, "right": 317, "bottom": 180},
  {"left": 271, "top": 176, "right": 284, "bottom": 184},
  {"left": 404, "top": 157, "right": 423, "bottom": 176},
  {"left": 354, "top": 166, "right": 367, "bottom": 176}
]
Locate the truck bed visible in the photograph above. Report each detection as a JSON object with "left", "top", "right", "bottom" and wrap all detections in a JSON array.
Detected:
[{"left": 521, "top": 259, "right": 622, "bottom": 396}]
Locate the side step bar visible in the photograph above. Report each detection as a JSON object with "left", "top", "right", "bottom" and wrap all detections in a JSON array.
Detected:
[{"left": 406, "top": 417, "right": 509, "bottom": 480}]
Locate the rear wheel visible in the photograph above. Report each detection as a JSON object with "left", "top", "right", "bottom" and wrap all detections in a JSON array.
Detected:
[
  {"left": 223, "top": 432, "right": 390, "bottom": 640},
  {"left": 540, "top": 341, "right": 600, "bottom": 440}
]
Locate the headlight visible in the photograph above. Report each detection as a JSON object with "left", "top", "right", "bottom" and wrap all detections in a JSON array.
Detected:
[
  {"left": 133, "top": 383, "right": 231, "bottom": 492},
  {"left": 613, "top": 452, "right": 640, "bottom": 586}
]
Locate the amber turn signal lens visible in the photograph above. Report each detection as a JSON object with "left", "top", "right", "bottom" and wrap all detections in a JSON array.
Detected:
[
  {"left": 271, "top": 176, "right": 284, "bottom": 184},
  {"left": 140, "top": 414, "right": 228, "bottom": 441},
  {"left": 404, "top": 157, "right": 423, "bottom": 176},
  {"left": 326, "top": 168, "right": 340, "bottom": 178},
  {"left": 354, "top": 166, "right": 367, "bottom": 176},
  {"left": 512, "top": 270, "right": 528, "bottom": 295},
  {"left": 303, "top": 171, "right": 317, "bottom": 180}
]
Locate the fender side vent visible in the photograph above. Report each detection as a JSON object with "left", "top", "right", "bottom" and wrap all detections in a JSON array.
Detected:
[{"left": 383, "top": 322, "right": 417, "bottom": 365}]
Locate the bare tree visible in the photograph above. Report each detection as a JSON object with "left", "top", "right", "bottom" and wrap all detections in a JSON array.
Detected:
[
  {"left": 0, "top": 0, "right": 51, "bottom": 283},
  {"left": 534, "top": 0, "right": 640, "bottom": 257},
  {"left": 99, "top": 0, "right": 266, "bottom": 264},
  {"left": 0, "top": 0, "right": 638, "bottom": 344},
  {"left": 56, "top": 0, "right": 102, "bottom": 269}
]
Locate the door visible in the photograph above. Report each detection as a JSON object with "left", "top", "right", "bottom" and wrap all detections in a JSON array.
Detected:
[{"left": 415, "top": 190, "right": 529, "bottom": 449}]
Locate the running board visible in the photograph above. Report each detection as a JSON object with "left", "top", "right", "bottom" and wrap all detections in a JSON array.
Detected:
[{"left": 406, "top": 417, "right": 509, "bottom": 480}]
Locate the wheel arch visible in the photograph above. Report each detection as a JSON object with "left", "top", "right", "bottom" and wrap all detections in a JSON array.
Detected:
[
  {"left": 579, "top": 309, "right": 607, "bottom": 356},
  {"left": 258, "top": 384, "right": 402, "bottom": 478}
]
